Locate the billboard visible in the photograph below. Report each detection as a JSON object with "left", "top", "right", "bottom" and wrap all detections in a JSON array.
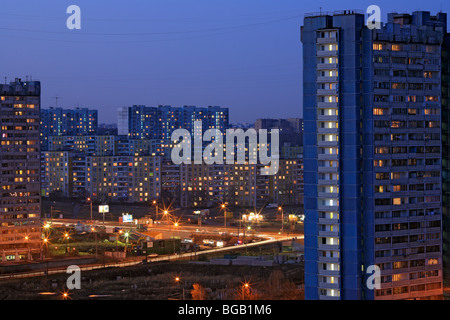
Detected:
[
  {"left": 99, "top": 205, "right": 109, "bottom": 213},
  {"left": 122, "top": 214, "right": 133, "bottom": 223}
]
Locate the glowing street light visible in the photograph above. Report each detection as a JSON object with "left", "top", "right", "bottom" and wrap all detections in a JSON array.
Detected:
[
  {"left": 152, "top": 200, "right": 159, "bottom": 221},
  {"left": 220, "top": 203, "right": 228, "bottom": 229},
  {"left": 64, "top": 232, "right": 70, "bottom": 253},
  {"left": 61, "top": 290, "right": 70, "bottom": 300},
  {"left": 174, "top": 275, "right": 186, "bottom": 299},
  {"left": 241, "top": 281, "right": 251, "bottom": 300},
  {"left": 278, "top": 205, "right": 284, "bottom": 234}
]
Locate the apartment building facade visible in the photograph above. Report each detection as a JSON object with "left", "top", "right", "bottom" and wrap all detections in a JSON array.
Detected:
[
  {"left": 302, "top": 10, "right": 447, "bottom": 300},
  {"left": 0, "top": 79, "right": 42, "bottom": 262},
  {"left": 40, "top": 107, "right": 98, "bottom": 150}
]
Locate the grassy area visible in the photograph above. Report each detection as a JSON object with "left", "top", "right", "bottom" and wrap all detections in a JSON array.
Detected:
[
  {"left": 0, "top": 261, "right": 304, "bottom": 300},
  {"left": 48, "top": 241, "right": 130, "bottom": 257}
]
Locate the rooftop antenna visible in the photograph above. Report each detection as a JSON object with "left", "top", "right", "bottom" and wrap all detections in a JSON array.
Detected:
[{"left": 53, "top": 95, "right": 61, "bottom": 107}]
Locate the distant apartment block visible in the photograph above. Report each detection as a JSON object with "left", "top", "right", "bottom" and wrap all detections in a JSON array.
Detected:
[
  {"left": 40, "top": 107, "right": 98, "bottom": 150},
  {"left": 0, "top": 79, "right": 41, "bottom": 262},
  {"left": 255, "top": 118, "right": 303, "bottom": 146},
  {"left": 85, "top": 156, "right": 161, "bottom": 203},
  {"left": 118, "top": 105, "right": 229, "bottom": 140},
  {"left": 302, "top": 10, "right": 447, "bottom": 300},
  {"left": 41, "top": 151, "right": 72, "bottom": 198},
  {"left": 41, "top": 104, "right": 302, "bottom": 209},
  {"left": 48, "top": 135, "right": 116, "bottom": 156}
]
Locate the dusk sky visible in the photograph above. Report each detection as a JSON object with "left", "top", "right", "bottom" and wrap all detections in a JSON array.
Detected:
[{"left": 1, "top": 0, "right": 449, "bottom": 124}]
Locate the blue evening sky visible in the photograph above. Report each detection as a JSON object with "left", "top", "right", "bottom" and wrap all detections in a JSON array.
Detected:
[{"left": 0, "top": 0, "right": 448, "bottom": 124}]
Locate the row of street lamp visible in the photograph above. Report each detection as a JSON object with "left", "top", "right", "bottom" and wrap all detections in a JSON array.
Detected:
[{"left": 38, "top": 201, "right": 294, "bottom": 258}]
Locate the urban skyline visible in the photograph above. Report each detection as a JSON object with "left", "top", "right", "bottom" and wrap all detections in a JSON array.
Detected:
[
  {"left": 2, "top": 1, "right": 450, "bottom": 305},
  {"left": 1, "top": 1, "right": 449, "bottom": 125}
]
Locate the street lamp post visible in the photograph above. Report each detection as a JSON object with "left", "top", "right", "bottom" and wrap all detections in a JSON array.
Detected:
[
  {"left": 42, "top": 238, "right": 48, "bottom": 261},
  {"left": 116, "top": 230, "right": 123, "bottom": 263},
  {"left": 24, "top": 236, "right": 31, "bottom": 261},
  {"left": 153, "top": 200, "right": 159, "bottom": 222},
  {"left": 64, "top": 232, "right": 69, "bottom": 253},
  {"left": 91, "top": 227, "right": 98, "bottom": 259},
  {"left": 173, "top": 221, "right": 180, "bottom": 255},
  {"left": 124, "top": 232, "right": 129, "bottom": 253},
  {"left": 278, "top": 206, "right": 284, "bottom": 234},
  {"left": 86, "top": 197, "right": 93, "bottom": 224},
  {"left": 242, "top": 282, "right": 250, "bottom": 300},
  {"left": 175, "top": 276, "right": 186, "bottom": 300},
  {"left": 221, "top": 203, "right": 227, "bottom": 230},
  {"left": 89, "top": 199, "right": 93, "bottom": 223}
]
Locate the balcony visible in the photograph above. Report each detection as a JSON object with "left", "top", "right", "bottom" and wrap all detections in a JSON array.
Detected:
[
  {"left": 318, "top": 204, "right": 339, "bottom": 212},
  {"left": 319, "top": 230, "right": 340, "bottom": 238},
  {"left": 317, "top": 63, "right": 338, "bottom": 70},
  {"left": 319, "top": 294, "right": 340, "bottom": 300},
  {"left": 318, "top": 218, "right": 340, "bottom": 225},
  {"left": 317, "top": 154, "right": 339, "bottom": 161},
  {"left": 317, "top": 89, "right": 337, "bottom": 96},
  {"left": 317, "top": 114, "right": 339, "bottom": 122},
  {"left": 317, "top": 141, "right": 339, "bottom": 148},
  {"left": 317, "top": 127, "right": 339, "bottom": 134},
  {"left": 318, "top": 192, "right": 339, "bottom": 198},
  {"left": 317, "top": 50, "right": 338, "bottom": 57},
  {"left": 318, "top": 282, "right": 340, "bottom": 290},
  {"left": 317, "top": 102, "right": 338, "bottom": 108},
  {"left": 318, "top": 256, "right": 340, "bottom": 264},
  {"left": 318, "top": 167, "right": 339, "bottom": 174},
  {"left": 317, "top": 37, "right": 338, "bottom": 44},
  {"left": 318, "top": 269, "right": 340, "bottom": 277},
  {"left": 317, "top": 76, "right": 338, "bottom": 82},
  {"left": 318, "top": 178, "right": 339, "bottom": 186}
]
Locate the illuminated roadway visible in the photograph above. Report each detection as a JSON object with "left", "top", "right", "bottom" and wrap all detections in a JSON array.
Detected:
[{"left": 0, "top": 218, "right": 303, "bottom": 281}]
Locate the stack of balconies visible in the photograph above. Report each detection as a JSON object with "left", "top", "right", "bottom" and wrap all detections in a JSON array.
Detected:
[{"left": 316, "top": 30, "right": 341, "bottom": 299}]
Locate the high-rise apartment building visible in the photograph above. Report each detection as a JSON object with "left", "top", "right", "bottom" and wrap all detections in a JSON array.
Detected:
[
  {"left": 48, "top": 135, "right": 116, "bottom": 156},
  {"left": 118, "top": 105, "right": 229, "bottom": 140},
  {"left": 40, "top": 107, "right": 98, "bottom": 150},
  {"left": 255, "top": 118, "right": 303, "bottom": 147},
  {"left": 0, "top": 79, "right": 41, "bottom": 262},
  {"left": 85, "top": 155, "right": 161, "bottom": 203},
  {"left": 302, "top": 10, "right": 447, "bottom": 300}
]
